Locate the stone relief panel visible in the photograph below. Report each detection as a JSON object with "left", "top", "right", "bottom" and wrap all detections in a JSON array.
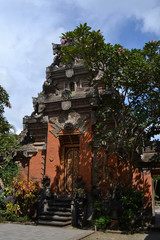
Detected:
[{"left": 50, "top": 111, "right": 90, "bottom": 137}]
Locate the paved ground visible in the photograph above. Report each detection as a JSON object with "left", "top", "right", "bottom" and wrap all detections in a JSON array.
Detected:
[
  {"left": 0, "top": 223, "right": 93, "bottom": 240},
  {"left": 0, "top": 223, "right": 160, "bottom": 240},
  {"left": 83, "top": 231, "right": 160, "bottom": 240}
]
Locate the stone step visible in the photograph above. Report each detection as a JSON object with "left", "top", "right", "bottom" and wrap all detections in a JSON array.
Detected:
[
  {"left": 53, "top": 196, "right": 72, "bottom": 201},
  {"left": 42, "top": 211, "right": 71, "bottom": 216},
  {"left": 39, "top": 215, "right": 71, "bottom": 221},
  {"left": 48, "top": 202, "right": 71, "bottom": 207},
  {"left": 37, "top": 196, "right": 73, "bottom": 227},
  {"left": 37, "top": 220, "right": 71, "bottom": 227},
  {"left": 47, "top": 207, "right": 71, "bottom": 212}
]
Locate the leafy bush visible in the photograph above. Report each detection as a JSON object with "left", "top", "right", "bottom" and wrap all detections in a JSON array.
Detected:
[
  {"left": 93, "top": 200, "right": 110, "bottom": 230},
  {"left": 3, "top": 186, "right": 14, "bottom": 197},
  {"left": 119, "top": 189, "right": 144, "bottom": 230},
  {"left": 14, "top": 179, "right": 40, "bottom": 218},
  {"left": 0, "top": 194, "right": 4, "bottom": 204},
  {"left": 94, "top": 216, "right": 110, "bottom": 230},
  {"left": 0, "top": 194, "right": 5, "bottom": 210},
  {"left": 0, "top": 159, "right": 21, "bottom": 187},
  {"left": 92, "top": 188, "right": 145, "bottom": 231},
  {"left": 5, "top": 202, "right": 21, "bottom": 221},
  {"left": 0, "top": 208, "right": 5, "bottom": 222}
]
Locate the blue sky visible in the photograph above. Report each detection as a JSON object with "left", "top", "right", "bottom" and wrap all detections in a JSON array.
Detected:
[{"left": 1, "top": 0, "right": 160, "bottom": 133}]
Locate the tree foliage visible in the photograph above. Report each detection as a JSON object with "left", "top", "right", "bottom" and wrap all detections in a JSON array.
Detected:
[
  {"left": 0, "top": 84, "right": 19, "bottom": 186},
  {"left": 59, "top": 23, "right": 160, "bottom": 155},
  {"left": 0, "top": 85, "right": 10, "bottom": 135},
  {"left": 59, "top": 23, "right": 160, "bottom": 195}
]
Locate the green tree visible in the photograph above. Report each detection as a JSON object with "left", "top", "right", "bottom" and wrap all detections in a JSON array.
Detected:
[
  {"left": 0, "top": 85, "right": 11, "bottom": 135},
  {"left": 59, "top": 23, "right": 160, "bottom": 194},
  {"left": 0, "top": 85, "right": 19, "bottom": 187}
]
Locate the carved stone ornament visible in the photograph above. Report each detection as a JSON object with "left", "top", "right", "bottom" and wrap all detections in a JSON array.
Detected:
[
  {"left": 64, "top": 122, "right": 74, "bottom": 131},
  {"left": 65, "top": 69, "right": 74, "bottom": 78},
  {"left": 50, "top": 111, "right": 89, "bottom": 136},
  {"left": 61, "top": 89, "right": 71, "bottom": 100},
  {"left": 61, "top": 101, "right": 71, "bottom": 111}
]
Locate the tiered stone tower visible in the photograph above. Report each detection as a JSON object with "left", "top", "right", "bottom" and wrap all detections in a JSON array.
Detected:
[{"left": 15, "top": 43, "right": 99, "bottom": 195}]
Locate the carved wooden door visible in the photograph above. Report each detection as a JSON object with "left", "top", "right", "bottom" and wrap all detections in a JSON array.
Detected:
[{"left": 65, "top": 147, "right": 79, "bottom": 194}]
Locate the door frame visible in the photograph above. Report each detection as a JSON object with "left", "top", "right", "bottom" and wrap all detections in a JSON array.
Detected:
[
  {"left": 64, "top": 146, "right": 79, "bottom": 194},
  {"left": 60, "top": 141, "right": 80, "bottom": 194}
]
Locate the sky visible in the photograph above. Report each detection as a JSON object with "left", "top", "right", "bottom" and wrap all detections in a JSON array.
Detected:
[{"left": 0, "top": 0, "right": 160, "bottom": 134}]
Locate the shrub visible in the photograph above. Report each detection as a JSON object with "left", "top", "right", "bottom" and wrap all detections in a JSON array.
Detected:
[
  {"left": 3, "top": 186, "right": 14, "bottom": 197},
  {"left": 0, "top": 212, "right": 5, "bottom": 222},
  {"left": 0, "top": 159, "right": 21, "bottom": 187},
  {"left": 94, "top": 216, "right": 110, "bottom": 230},
  {"left": 119, "top": 189, "right": 144, "bottom": 230},
  {"left": 14, "top": 179, "right": 40, "bottom": 218},
  {"left": 93, "top": 200, "right": 110, "bottom": 230},
  {"left": 0, "top": 194, "right": 5, "bottom": 210},
  {"left": 93, "top": 188, "right": 145, "bottom": 231},
  {"left": 5, "top": 202, "right": 21, "bottom": 221}
]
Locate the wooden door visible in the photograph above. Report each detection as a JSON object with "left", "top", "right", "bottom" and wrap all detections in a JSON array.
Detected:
[{"left": 65, "top": 147, "right": 79, "bottom": 194}]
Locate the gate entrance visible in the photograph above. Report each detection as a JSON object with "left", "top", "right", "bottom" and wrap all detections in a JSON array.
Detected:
[
  {"left": 65, "top": 147, "right": 79, "bottom": 193},
  {"left": 59, "top": 134, "right": 80, "bottom": 195}
]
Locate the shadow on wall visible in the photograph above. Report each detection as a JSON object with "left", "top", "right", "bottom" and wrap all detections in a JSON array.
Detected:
[
  {"left": 79, "top": 126, "right": 93, "bottom": 193},
  {"left": 50, "top": 165, "right": 61, "bottom": 194},
  {"left": 94, "top": 151, "right": 152, "bottom": 210},
  {"left": 48, "top": 123, "right": 93, "bottom": 195}
]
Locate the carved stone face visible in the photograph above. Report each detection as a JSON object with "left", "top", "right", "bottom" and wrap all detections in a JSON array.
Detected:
[
  {"left": 38, "top": 104, "right": 45, "bottom": 113},
  {"left": 64, "top": 122, "right": 74, "bottom": 131},
  {"left": 61, "top": 101, "right": 71, "bottom": 111},
  {"left": 65, "top": 69, "right": 74, "bottom": 78},
  {"left": 61, "top": 89, "right": 71, "bottom": 100}
]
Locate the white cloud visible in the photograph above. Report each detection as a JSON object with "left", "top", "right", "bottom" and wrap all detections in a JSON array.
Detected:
[
  {"left": 61, "top": 0, "right": 160, "bottom": 38},
  {"left": 0, "top": 0, "right": 160, "bottom": 133}
]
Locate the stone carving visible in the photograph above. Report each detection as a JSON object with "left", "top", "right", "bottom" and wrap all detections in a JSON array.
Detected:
[
  {"left": 32, "top": 97, "right": 38, "bottom": 114},
  {"left": 93, "top": 69, "right": 104, "bottom": 81},
  {"left": 64, "top": 122, "right": 74, "bottom": 131},
  {"left": 52, "top": 43, "right": 61, "bottom": 55},
  {"left": 31, "top": 92, "right": 46, "bottom": 116},
  {"left": 65, "top": 69, "right": 74, "bottom": 78},
  {"left": 18, "top": 128, "right": 33, "bottom": 145},
  {"left": 51, "top": 43, "right": 63, "bottom": 68},
  {"left": 38, "top": 103, "right": 45, "bottom": 114},
  {"left": 61, "top": 101, "right": 71, "bottom": 111},
  {"left": 61, "top": 89, "right": 71, "bottom": 100},
  {"left": 50, "top": 111, "right": 89, "bottom": 136}
]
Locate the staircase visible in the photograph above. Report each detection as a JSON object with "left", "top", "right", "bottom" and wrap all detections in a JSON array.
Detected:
[{"left": 37, "top": 196, "right": 72, "bottom": 227}]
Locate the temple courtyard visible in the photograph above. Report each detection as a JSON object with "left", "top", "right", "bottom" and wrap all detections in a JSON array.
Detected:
[{"left": 0, "top": 223, "right": 160, "bottom": 240}]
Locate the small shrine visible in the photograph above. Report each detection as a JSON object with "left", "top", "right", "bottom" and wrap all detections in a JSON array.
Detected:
[
  {"left": 15, "top": 42, "right": 100, "bottom": 196},
  {"left": 14, "top": 41, "right": 158, "bottom": 227}
]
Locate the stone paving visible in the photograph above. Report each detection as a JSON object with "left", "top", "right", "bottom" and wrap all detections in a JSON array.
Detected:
[
  {"left": 0, "top": 223, "right": 160, "bottom": 240},
  {"left": 83, "top": 231, "right": 160, "bottom": 240},
  {"left": 0, "top": 223, "right": 94, "bottom": 240}
]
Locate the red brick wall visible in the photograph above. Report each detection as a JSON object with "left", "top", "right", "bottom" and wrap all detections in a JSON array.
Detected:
[
  {"left": 29, "top": 151, "right": 44, "bottom": 182},
  {"left": 93, "top": 149, "right": 152, "bottom": 207},
  {"left": 19, "top": 159, "right": 29, "bottom": 180},
  {"left": 45, "top": 121, "right": 93, "bottom": 193},
  {"left": 133, "top": 169, "right": 152, "bottom": 208},
  {"left": 45, "top": 122, "right": 61, "bottom": 192},
  {"left": 19, "top": 151, "right": 44, "bottom": 183},
  {"left": 19, "top": 120, "right": 152, "bottom": 209}
]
